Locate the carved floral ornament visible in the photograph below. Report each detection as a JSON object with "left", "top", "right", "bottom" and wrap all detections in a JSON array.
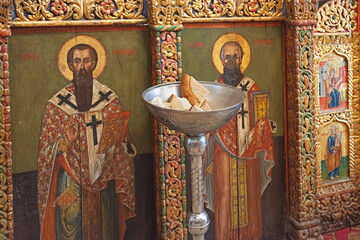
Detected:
[
  {"left": 183, "top": 0, "right": 283, "bottom": 18},
  {"left": 312, "top": 37, "right": 360, "bottom": 232},
  {"left": 11, "top": 0, "right": 286, "bottom": 23},
  {"left": 299, "top": 28, "right": 317, "bottom": 221},
  {"left": 156, "top": 31, "right": 186, "bottom": 239},
  {"left": 161, "top": 125, "right": 186, "bottom": 239},
  {"left": 13, "top": 0, "right": 144, "bottom": 22},
  {"left": 0, "top": 0, "right": 11, "bottom": 30},
  {"left": 318, "top": 189, "right": 360, "bottom": 233},
  {"left": 285, "top": 0, "right": 318, "bottom": 21},
  {"left": 314, "top": 0, "right": 358, "bottom": 34},
  {"left": 0, "top": 37, "right": 12, "bottom": 239}
]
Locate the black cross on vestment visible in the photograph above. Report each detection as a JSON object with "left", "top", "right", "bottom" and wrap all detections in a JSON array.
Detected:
[
  {"left": 238, "top": 103, "right": 248, "bottom": 129},
  {"left": 92, "top": 91, "right": 113, "bottom": 108},
  {"left": 239, "top": 81, "right": 250, "bottom": 92},
  {"left": 57, "top": 93, "right": 78, "bottom": 110},
  {"left": 86, "top": 115, "right": 102, "bottom": 145}
]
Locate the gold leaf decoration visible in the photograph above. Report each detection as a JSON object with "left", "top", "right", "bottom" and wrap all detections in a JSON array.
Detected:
[
  {"left": 314, "top": 0, "right": 358, "bottom": 34},
  {"left": 184, "top": 0, "right": 235, "bottom": 18},
  {"left": 286, "top": 0, "right": 317, "bottom": 20},
  {"left": 183, "top": 0, "right": 283, "bottom": 18},
  {"left": 236, "top": 0, "right": 283, "bottom": 17},
  {"left": 13, "top": 0, "right": 145, "bottom": 21},
  {"left": 84, "top": 0, "right": 144, "bottom": 20},
  {"left": 0, "top": 0, "right": 11, "bottom": 29},
  {"left": 151, "top": 0, "right": 184, "bottom": 25}
]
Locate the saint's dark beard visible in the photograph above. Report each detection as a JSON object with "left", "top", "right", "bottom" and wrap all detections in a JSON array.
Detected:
[
  {"left": 223, "top": 66, "right": 244, "bottom": 87},
  {"left": 73, "top": 70, "right": 93, "bottom": 112}
]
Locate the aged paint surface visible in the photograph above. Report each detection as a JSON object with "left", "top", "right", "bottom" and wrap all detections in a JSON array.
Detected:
[
  {"left": 8, "top": 27, "right": 155, "bottom": 240},
  {"left": 182, "top": 24, "right": 284, "bottom": 136},
  {"left": 9, "top": 28, "right": 151, "bottom": 173},
  {"left": 182, "top": 24, "right": 284, "bottom": 239},
  {"left": 36, "top": 35, "right": 138, "bottom": 239}
]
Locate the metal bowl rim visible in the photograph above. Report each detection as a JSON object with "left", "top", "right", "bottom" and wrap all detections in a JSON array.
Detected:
[{"left": 142, "top": 81, "right": 243, "bottom": 114}]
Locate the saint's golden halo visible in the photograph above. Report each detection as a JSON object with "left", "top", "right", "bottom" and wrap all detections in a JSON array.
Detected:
[
  {"left": 326, "top": 63, "right": 339, "bottom": 78},
  {"left": 212, "top": 33, "right": 251, "bottom": 74},
  {"left": 57, "top": 35, "right": 107, "bottom": 81}
]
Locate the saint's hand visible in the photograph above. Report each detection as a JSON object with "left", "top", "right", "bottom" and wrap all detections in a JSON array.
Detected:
[
  {"left": 64, "top": 119, "right": 79, "bottom": 143},
  {"left": 58, "top": 138, "right": 69, "bottom": 153}
]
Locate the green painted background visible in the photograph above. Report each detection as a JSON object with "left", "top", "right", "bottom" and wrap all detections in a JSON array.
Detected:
[
  {"left": 9, "top": 25, "right": 284, "bottom": 173},
  {"left": 9, "top": 29, "right": 152, "bottom": 173},
  {"left": 182, "top": 25, "right": 284, "bottom": 136},
  {"left": 321, "top": 157, "right": 349, "bottom": 181}
]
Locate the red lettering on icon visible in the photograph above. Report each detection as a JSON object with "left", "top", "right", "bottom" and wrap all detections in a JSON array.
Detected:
[
  {"left": 113, "top": 49, "right": 135, "bottom": 57},
  {"left": 19, "top": 53, "right": 39, "bottom": 63},
  {"left": 254, "top": 39, "right": 274, "bottom": 45},
  {"left": 186, "top": 42, "right": 205, "bottom": 49}
]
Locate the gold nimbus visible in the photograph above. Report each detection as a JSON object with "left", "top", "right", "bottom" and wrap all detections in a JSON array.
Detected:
[
  {"left": 57, "top": 35, "right": 107, "bottom": 81},
  {"left": 212, "top": 32, "right": 251, "bottom": 74}
]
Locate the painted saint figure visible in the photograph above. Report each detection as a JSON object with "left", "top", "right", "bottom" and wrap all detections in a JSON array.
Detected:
[
  {"left": 37, "top": 37, "right": 136, "bottom": 240},
  {"left": 204, "top": 33, "right": 275, "bottom": 240},
  {"left": 325, "top": 68, "right": 340, "bottom": 108},
  {"left": 325, "top": 126, "right": 342, "bottom": 179}
]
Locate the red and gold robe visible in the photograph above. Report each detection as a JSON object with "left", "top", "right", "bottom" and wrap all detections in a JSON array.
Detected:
[
  {"left": 38, "top": 80, "right": 135, "bottom": 240},
  {"left": 204, "top": 76, "right": 275, "bottom": 240}
]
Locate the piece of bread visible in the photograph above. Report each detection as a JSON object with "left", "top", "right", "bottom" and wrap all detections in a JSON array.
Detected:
[
  {"left": 150, "top": 97, "right": 168, "bottom": 108},
  {"left": 200, "top": 100, "right": 211, "bottom": 111},
  {"left": 189, "top": 105, "right": 204, "bottom": 112},
  {"left": 169, "top": 94, "right": 192, "bottom": 111},
  {"left": 163, "top": 101, "right": 171, "bottom": 109},
  {"left": 181, "top": 74, "right": 209, "bottom": 107}
]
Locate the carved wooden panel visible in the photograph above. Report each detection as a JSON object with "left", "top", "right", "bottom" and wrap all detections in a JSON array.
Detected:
[
  {"left": 149, "top": 0, "right": 184, "bottom": 26},
  {"left": 12, "top": 0, "right": 145, "bottom": 24},
  {"left": 3, "top": 0, "right": 360, "bottom": 239},
  {"left": 312, "top": 0, "right": 360, "bottom": 234},
  {"left": 151, "top": 30, "right": 187, "bottom": 239},
  {"left": 0, "top": 0, "right": 11, "bottom": 30},
  {"left": 0, "top": 35, "right": 13, "bottom": 239},
  {"left": 312, "top": 39, "right": 360, "bottom": 233},
  {"left": 285, "top": 0, "right": 322, "bottom": 236},
  {"left": 183, "top": 0, "right": 284, "bottom": 19},
  {"left": 285, "top": 0, "right": 318, "bottom": 21},
  {"left": 314, "top": 0, "right": 358, "bottom": 34}
]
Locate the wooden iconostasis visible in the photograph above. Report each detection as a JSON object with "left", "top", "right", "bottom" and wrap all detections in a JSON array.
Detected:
[{"left": 0, "top": 0, "right": 359, "bottom": 239}]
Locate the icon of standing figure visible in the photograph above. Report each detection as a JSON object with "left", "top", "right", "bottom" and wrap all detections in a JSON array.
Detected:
[
  {"left": 37, "top": 35, "right": 136, "bottom": 240},
  {"left": 204, "top": 32, "right": 276, "bottom": 240},
  {"left": 325, "top": 126, "right": 342, "bottom": 179}
]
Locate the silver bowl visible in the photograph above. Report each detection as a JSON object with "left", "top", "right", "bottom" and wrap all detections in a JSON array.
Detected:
[{"left": 142, "top": 81, "right": 246, "bottom": 135}]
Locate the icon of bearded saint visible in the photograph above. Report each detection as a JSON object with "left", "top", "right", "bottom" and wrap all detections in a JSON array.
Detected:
[
  {"left": 37, "top": 36, "right": 136, "bottom": 240},
  {"left": 204, "top": 33, "right": 275, "bottom": 240}
]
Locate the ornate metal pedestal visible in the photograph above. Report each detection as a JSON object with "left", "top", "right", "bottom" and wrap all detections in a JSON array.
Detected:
[
  {"left": 185, "top": 134, "right": 209, "bottom": 240},
  {"left": 143, "top": 81, "right": 245, "bottom": 239}
]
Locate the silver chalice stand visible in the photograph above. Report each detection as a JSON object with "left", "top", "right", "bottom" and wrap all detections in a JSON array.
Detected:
[{"left": 142, "top": 82, "right": 245, "bottom": 240}]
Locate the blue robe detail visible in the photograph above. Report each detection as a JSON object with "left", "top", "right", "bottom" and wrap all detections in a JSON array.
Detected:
[{"left": 328, "top": 78, "right": 340, "bottom": 108}]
